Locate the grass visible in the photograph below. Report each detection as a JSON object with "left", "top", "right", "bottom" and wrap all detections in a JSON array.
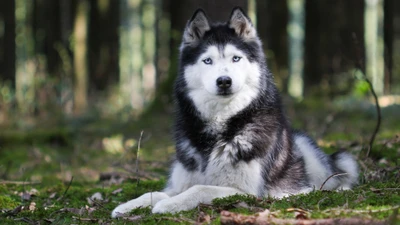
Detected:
[{"left": 0, "top": 97, "right": 399, "bottom": 224}]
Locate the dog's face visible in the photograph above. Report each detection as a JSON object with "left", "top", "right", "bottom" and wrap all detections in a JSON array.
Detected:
[
  {"left": 178, "top": 8, "right": 266, "bottom": 120},
  {"left": 184, "top": 43, "right": 259, "bottom": 97}
]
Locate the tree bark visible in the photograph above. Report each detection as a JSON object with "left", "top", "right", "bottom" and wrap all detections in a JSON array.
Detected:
[
  {"left": 73, "top": 0, "right": 89, "bottom": 115},
  {"left": 304, "top": 0, "right": 364, "bottom": 96},
  {"left": 0, "top": 0, "right": 16, "bottom": 88},
  {"left": 88, "top": 0, "right": 119, "bottom": 91}
]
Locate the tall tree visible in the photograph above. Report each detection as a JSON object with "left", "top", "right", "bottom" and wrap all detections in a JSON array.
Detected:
[
  {"left": 256, "top": 0, "right": 288, "bottom": 91},
  {"left": 365, "top": 0, "right": 385, "bottom": 96},
  {"left": 304, "top": 0, "right": 364, "bottom": 96},
  {"left": 88, "top": 0, "right": 120, "bottom": 91},
  {"left": 15, "top": 0, "right": 35, "bottom": 115},
  {"left": 0, "top": 0, "right": 16, "bottom": 89},
  {"left": 391, "top": 0, "right": 400, "bottom": 93},
  {"left": 119, "top": 0, "right": 144, "bottom": 111},
  {"left": 33, "top": 0, "right": 63, "bottom": 76},
  {"left": 73, "top": 0, "right": 89, "bottom": 115},
  {"left": 287, "top": 0, "right": 305, "bottom": 99}
]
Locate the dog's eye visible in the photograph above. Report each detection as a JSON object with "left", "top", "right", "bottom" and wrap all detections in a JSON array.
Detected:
[
  {"left": 203, "top": 58, "right": 213, "bottom": 65},
  {"left": 232, "top": 56, "right": 242, "bottom": 62}
]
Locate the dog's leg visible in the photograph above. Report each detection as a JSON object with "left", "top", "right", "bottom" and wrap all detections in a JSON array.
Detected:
[
  {"left": 111, "top": 192, "right": 170, "bottom": 217},
  {"left": 152, "top": 185, "right": 244, "bottom": 214}
]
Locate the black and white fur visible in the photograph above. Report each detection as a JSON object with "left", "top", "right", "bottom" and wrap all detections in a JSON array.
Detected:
[{"left": 112, "top": 7, "right": 358, "bottom": 217}]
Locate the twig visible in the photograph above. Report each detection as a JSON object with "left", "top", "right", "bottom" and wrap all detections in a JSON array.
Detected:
[
  {"left": 135, "top": 131, "right": 144, "bottom": 195},
  {"left": 0, "top": 181, "right": 41, "bottom": 185},
  {"left": 322, "top": 206, "right": 399, "bottom": 215},
  {"left": 60, "top": 176, "right": 74, "bottom": 200},
  {"left": 351, "top": 33, "right": 382, "bottom": 157},
  {"left": 220, "top": 210, "right": 387, "bottom": 225},
  {"left": 319, "top": 173, "right": 348, "bottom": 190},
  {"left": 364, "top": 76, "right": 381, "bottom": 157}
]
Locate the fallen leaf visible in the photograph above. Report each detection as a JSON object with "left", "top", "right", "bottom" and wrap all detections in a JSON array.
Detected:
[
  {"left": 72, "top": 216, "right": 98, "bottom": 222},
  {"left": 28, "top": 202, "right": 36, "bottom": 211},
  {"left": 197, "top": 211, "right": 211, "bottom": 223},
  {"left": 49, "top": 192, "right": 57, "bottom": 199},
  {"left": 87, "top": 192, "right": 103, "bottom": 205},
  {"left": 122, "top": 215, "right": 143, "bottom": 222},
  {"left": 21, "top": 192, "right": 31, "bottom": 201},
  {"left": 44, "top": 218, "right": 55, "bottom": 223},
  {"left": 112, "top": 188, "right": 123, "bottom": 195}
]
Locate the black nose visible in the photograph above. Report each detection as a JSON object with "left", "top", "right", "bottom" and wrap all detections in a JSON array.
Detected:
[{"left": 216, "top": 76, "right": 232, "bottom": 89}]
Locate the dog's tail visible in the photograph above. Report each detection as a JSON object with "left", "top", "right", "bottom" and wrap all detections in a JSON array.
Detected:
[{"left": 330, "top": 151, "right": 359, "bottom": 189}]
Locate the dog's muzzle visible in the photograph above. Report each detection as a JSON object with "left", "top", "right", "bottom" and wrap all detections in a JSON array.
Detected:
[{"left": 216, "top": 76, "right": 232, "bottom": 95}]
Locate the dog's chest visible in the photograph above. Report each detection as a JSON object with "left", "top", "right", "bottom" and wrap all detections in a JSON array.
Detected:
[{"left": 201, "top": 150, "right": 263, "bottom": 196}]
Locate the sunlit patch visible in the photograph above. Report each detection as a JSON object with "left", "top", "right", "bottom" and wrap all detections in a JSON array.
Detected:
[{"left": 102, "top": 134, "right": 137, "bottom": 154}]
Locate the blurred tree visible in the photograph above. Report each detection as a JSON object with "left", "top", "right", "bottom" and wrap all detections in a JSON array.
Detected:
[
  {"left": 287, "top": 0, "right": 305, "bottom": 99},
  {"left": 119, "top": 0, "right": 144, "bottom": 111},
  {"left": 365, "top": 0, "right": 384, "bottom": 96},
  {"left": 89, "top": 0, "right": 120, "bottom": 91},
  {"left": 73, "top": 0, "right": 89, "bottom": 115},
  {"left": 383, "top": 0, "right": 400, "bottom": 94},
  {"left": 15, "top": 0, "right": 35, "bottom": 116},
  {"left": 384, "top": 0, "right": 393, "bottom": 94},
  {"left": 0, "top": 0, "right": 16, "bottom": 89},
  {"left": 256, "top": 0, "right": 288, "bottom": 91},
  {"left": 33, "top": 0, "right": 63, "bottom": 76},
  {"left": 305, "top": 0, "right": 364, "bottom": 96}
]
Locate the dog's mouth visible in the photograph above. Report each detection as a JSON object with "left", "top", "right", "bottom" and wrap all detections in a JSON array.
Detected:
[{"left": 217, "top": 90, "right": 233, "bottom": 96}]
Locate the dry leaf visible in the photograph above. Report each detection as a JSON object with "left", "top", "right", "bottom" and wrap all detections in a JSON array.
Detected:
[
  {"left": 122, "top": 215, "right": 143, "bottom": 222},
  {"left": 49, "top": 192, "right": 57, "bottom": 199},
  {"left": 28, "top": 202, "right": 36, "bottom": 211},
  {"left": 112, "top": 188, "right": 123, "bottom": 195},
  {"left": 87, "top": 192, "right": 103, "bottom": 205},
  {"left": 197, "top": 211, "right": 211, "bottom": 223}
]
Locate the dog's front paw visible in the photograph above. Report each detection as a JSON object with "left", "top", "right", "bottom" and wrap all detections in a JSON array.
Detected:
[
  {"left": 111, "top": 192, "right": 170, "bottom": 217},
  {"left": 152, "top": 198, "right": 194, "bottom": 214}
]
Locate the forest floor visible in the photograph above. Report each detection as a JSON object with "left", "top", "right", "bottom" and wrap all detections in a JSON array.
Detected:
[{"left": 0, "top": 97, "right": 399, "bottom": 224}]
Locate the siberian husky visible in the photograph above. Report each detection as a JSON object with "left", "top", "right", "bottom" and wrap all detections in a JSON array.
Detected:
[{"left": 112, "top": 7, "right": 358, "bottom": 217}]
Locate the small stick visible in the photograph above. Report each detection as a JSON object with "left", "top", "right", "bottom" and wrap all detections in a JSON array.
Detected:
[
  {"left": 364, "top": 76, "right": 381, "bottom": 157},
  {"left": 319, "top": 173, "right": 348, "bottom": 190},
  {"left": 135, "top": 131, "right": 144, "bottom": 193},
  {"left": 0, "top": 181, "right": 41, "bottom": 185},
  {"left": 60, "top": 176, "right": 74, "bottom": 200},
  {"left": 351, "top": 33, "right": 381, "bottom": 157},
  {"left": 220, "top": 210, "right": 387, "bottom": 225}
]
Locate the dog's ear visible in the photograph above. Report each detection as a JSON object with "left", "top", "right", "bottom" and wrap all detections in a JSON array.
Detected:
[
  {"left": 229, "top": 7, "right": 257, "bottom": 41},
  {"left": 182, "top": 9, "right": 210, "bottom": 45}
]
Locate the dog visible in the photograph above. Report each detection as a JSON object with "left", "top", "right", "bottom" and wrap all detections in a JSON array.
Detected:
[{"left": 111, "top": 7, "right": 358, "bottom": 217}]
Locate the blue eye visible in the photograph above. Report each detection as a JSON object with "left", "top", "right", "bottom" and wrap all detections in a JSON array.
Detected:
[
  {"left": 203, "top": 58, "right": 212, "bottom": 65},
  {"left": 232, "top": 56, "right": 241, "bottom": 62}
]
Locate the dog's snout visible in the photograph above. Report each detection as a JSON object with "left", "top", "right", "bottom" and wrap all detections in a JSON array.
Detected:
[{"left": 216, "top": 76, "right": 232, "bottom": 89}]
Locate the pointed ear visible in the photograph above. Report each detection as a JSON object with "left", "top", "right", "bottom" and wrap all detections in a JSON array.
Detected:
[
  {"left": 229, "top": 7, "right": 257, "bottom": 41},
  {"left": 182, "top": 9, "right": 210, "bottom": 45}
]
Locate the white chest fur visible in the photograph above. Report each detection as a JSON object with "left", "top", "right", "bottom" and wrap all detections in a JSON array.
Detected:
[{"left": 167, "top": 146, "right": 263, "bottom": 197}]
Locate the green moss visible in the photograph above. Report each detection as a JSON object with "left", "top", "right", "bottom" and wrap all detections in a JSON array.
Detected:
[{"left": 0, "top": 195, "right": 19, "bottom": 209}]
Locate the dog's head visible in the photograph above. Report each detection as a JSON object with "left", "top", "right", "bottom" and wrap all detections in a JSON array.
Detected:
[{"left": 177, "top": 8, "right": 268, "bottom": 120}]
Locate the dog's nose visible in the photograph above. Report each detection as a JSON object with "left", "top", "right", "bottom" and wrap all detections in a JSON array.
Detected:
[{"left": 216, "top": 76, "right": 232, "bottom": 89}]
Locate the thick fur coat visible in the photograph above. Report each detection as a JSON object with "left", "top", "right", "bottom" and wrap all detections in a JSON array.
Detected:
[{"left": 111, "top": 7, "right": 358, "bottom": 217}]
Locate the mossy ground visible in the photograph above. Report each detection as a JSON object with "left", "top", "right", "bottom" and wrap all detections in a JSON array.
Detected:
[{"left": 0, "top": 97, "right": 399, "bottom": 224}]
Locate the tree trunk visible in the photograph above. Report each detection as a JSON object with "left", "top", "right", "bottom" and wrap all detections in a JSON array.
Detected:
[
  {"left": 384, "top": 0, "right": 393, "bottom": 94},
  {"left": 256, "top": 0, "right": 288, "bottom": 92},
  {"left": 88, "top": 0, "right": 119, "bottom": 92},
  {"left": 304, "top": 0, "right": 364, "bottom": 96},
  {"left": 391, "top": 0, "right": 400, "bottom": 93},
  {"left": 365, "top": 0, "right": 385, "bottom": 96},
  {"left": 73, "top": 0, "right": 89, "bottom": 115},
  {"left": 0, "top": 0, "right": 16, "bottom": 89},
  {"left": 287, "top": 0, "right": 305, "bottom": 99}
]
